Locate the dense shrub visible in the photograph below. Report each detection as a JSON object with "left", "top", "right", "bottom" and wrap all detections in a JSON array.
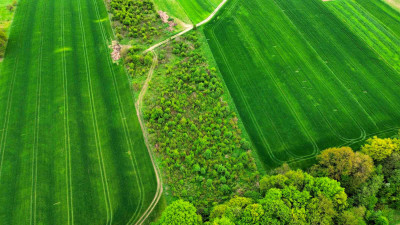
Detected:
[
  {"left": 144, "top": 33, "right": 258, "bottom": 215},
  {"left": 0, "top": 29, "right": 7, "bottom": 58},
  {"left": 109, "top": 0, "right": 165, "bottom": 45}
]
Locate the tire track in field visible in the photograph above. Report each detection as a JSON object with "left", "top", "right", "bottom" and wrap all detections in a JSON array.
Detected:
[
  {"left": 90, "top": 0, "right": 146, "bottom": 223},
  {"left": 234, "top": 16, "right": 320, "bottom": 161},
  {"left": 248, "top": 3, "right": 365, "bottom": 143},
  {"left": 30, "top": 3, "right": 45, "bottom": 224},
  {"left": 210, "top": 0, "right": 319, "bottom": 164},
  {"left": 271, "top": 0, "right": 379, "bottom": 134},
  {"left": 61, "top": 1, "right": 74, "bottom": 224},
  {"left": 76, "top": 0, "right": 113, "bottom": 223},
  {"left": 210, "top": 0, "right": 284, "bottom": 165},
  {"left": 324, "top": 3, "right": 400, "bottom": 124},
  {"left": 0, "top": 0, "right": 34, "bottom": 180},
  {"left": 224, "top": 0, "right": 320, "bottom": 161},
  {"left": 329, "top": 2, "right": 400, "bottom": 87},
  {"left": 352, "top": 0, "right": 400, "bottom": 41},
  {"left": 30, "top": 0, "right": 48, "bottom": 223},
  {"left": 271, "top": 0, "right": 379, "bottom": 130}
]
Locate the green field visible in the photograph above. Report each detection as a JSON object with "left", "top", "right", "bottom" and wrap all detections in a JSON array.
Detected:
[
  {"left": 0, "top": 0, "right": 157, "bottom": 224},
  {"left": 152, "top": 0, "right": 222, "bottom": 24},
  {"left": 204, "top": 0, "right": 400, "bottom": 169},
  {"left": 0, "top": 0, "right": 15, "bottom": 33}
]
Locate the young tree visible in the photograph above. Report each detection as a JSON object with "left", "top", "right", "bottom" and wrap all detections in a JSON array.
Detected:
[
  {"left": 156, "top": 200, "right": 202, "bottom": 225},
  {"left": 361, "top": 136, "right": 400, "bottom": 161}
]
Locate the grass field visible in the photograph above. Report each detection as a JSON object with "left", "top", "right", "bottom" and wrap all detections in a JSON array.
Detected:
[
  {"left": 152, "top": 0, "right": 222, "bottom": 24},
  {"left": 0, "top": 0, "right": 15, "bottom": 33},
  {"left": 0, "top": 0, "right": 157, "bottom": 224},
  {"left": 204, "top": 0, "right": 400, "bottom": 169}
]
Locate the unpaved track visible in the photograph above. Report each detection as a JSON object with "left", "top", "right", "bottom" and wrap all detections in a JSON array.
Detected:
[
  {"left": 136, "top": 1, "right": 227, "bottom": 222},
  {"left": 144, "top": 0, "right": 227, "bottom": 53},
  {"left": 134, "top": 51, "right": 162, "bottom": 225}
]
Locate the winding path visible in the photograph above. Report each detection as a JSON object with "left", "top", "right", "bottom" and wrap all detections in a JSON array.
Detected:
[
  {"left": 135, "top": 1, "right": 228, "bottom": 223},
  {"left": 134, "top": 51, "right": 161, "bottom": 225},
  {"left": 144, "top": 0, "right": 228, "bottom": 53}
]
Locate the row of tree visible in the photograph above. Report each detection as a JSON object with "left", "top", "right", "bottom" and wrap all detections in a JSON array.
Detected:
[{"left": 156, "top": 136, "right": 400, "bottom": 224}]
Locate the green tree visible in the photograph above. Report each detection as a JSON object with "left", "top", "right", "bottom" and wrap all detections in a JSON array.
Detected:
[
  {"left": 208, "top": 217, "right": 234, "bottom": 225},
  {"left": 212, "top": 170, "right": 348, "bottom": 224},
  {"left": 0, "top": 29, "right": 8, "bottom": 58},
  {"left": 338, "top": 206, "right": 366, "bottom": 225},
  {"left": 361, "top": 136, "right": 400, "bottom": 161},
  {"left": 156, "top": 200, "right": 202, "bottom": 225},
  {"left": 240, "top": 203, "right": 264, "bottom": 224},
  {"left": 310, "top": 147, "right": 374, "bottom": 192}
]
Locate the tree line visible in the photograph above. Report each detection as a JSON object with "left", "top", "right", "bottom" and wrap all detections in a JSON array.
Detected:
[{"left": 155, "top": 135, "right": 400, "bottom": 224}]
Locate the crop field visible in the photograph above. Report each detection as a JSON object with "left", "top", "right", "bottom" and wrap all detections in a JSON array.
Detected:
[
  {"left": 204, "top": 0, "right": 400, "bottom": 169},
  {"left": 0, "top": 0, "right": 157, "bottom": 224},
  {"left": 152, "top": 0, "right": 222, "bottom": 24},
  {"left": 355, "top": 0, "right": 400, "bottom": 36}
]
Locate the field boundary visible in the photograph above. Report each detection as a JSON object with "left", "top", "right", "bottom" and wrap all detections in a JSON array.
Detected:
[
  {"left": 91, "top": 0, "right": 149, "bottom": 223},
  {"left": 0, "top": 0, "right": 33, "bottom": 181},
  {"left": 134, "top": 51, "right": 163, "bottom": 225}
]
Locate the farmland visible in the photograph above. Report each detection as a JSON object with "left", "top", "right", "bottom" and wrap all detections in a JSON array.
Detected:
[
  {"left": 152, "top": 0, "right": 222, "bottom": 24},
  {"left": 203, "top": 0, "right": 400, "bottom": 169},
  {"left": 0, "top": 0, "right": 157, "bottom": 224}
]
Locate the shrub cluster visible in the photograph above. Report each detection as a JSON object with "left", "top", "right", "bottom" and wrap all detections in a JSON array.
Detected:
[
  {"left": 144, "top": 33, "right": 258, "bottom": 215},
  {"left": 0, "top": 29, "right": 7, "bottom": 58},
  {"left": 109, "top": 0, "right": 165, "bottom": 44},
  {"left": 124, "top": 45, "right": 153, "bottom": 91}
]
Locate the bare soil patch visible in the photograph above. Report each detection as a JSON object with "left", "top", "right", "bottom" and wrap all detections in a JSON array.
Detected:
[{"left": 385, "top": 0, "right": 400, "bottom": 11}]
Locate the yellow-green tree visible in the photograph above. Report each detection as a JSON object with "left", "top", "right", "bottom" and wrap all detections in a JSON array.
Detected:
[
  {"left": 156, "top": 200, "right": 202, "bottom": 225},
  {"left": 310, "top": 147, "right": 374, "bottom": 192},
  {"left": 361, "top": 136, "right": 400, "bottom": 161}
]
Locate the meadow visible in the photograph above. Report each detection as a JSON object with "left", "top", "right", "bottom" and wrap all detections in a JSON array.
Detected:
[
  {"left": 203, "top": 0, "right": 400, "bottom": 169},
  {"left": 0, "top": 0, "right": 16, "bottom": 33},
  {"left": 0, "top": 0, "right": 157, "bottom": 223},
  {"left": 152, "top": 0, "right": 222, "bottom": 24}
]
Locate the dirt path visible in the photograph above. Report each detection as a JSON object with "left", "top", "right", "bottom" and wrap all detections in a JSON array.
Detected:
[
  {"left": 136, "top": 1, "right": 228, "bottom": 222},
  {"left": 144, "top": 0, "right": 228, "bottom": 53},
  {"left": 134, "top": 51, "right": 163, "bottom": 225}
]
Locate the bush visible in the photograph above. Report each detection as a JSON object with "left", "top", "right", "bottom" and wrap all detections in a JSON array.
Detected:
[{"left": 0, "top": 29, "right": 8, "bottom": 58}]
